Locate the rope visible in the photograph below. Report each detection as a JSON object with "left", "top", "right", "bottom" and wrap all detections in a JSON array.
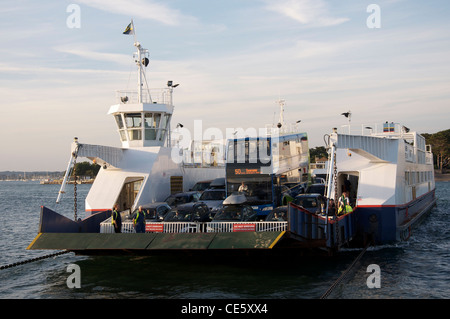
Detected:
[
  {"left": 0, "top": 250, "right": 71, "bottom": 271},
  {"left": 319, "top": 242, "right": 371, "bottom": 299}
]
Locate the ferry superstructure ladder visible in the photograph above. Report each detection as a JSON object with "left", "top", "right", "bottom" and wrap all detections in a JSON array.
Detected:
[
  {"left": 56, "top": 138, "right": 81, "bottom": 204},
  {"left": 324, "top": 130, "right": 338, "bottom": 233}
]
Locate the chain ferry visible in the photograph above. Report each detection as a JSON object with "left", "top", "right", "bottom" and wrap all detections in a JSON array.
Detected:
[{"left": 28, "top": 34, "right": 436, "bottom": 256}]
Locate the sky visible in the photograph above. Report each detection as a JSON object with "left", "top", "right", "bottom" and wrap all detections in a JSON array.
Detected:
[{"left": 0, "top": 0, "right": 449, "bottom": 171}]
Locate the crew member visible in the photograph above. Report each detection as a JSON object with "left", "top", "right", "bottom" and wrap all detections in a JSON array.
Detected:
[
  {"left": 111, "top": 204, "right": 122, "bottom": 233},
  {"left": 132, "top": 206, "right": 146, "bottom": 233},
  {"left": 338, "top": 191, "right": 353, "bottom": 215}
]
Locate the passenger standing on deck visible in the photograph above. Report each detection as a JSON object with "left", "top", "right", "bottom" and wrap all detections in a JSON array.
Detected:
[
  {"left": 132, "top": 206, "right": 146, "bottom": 233},
  {"left": 112, "top": 204, "right": 122, "bottom": 233},
  {"left": 328, "top": 199, "right": 336, "bottom": 216}
]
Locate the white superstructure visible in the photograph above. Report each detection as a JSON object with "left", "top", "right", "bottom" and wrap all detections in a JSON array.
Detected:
[
  {"left": 57, "top": 39, "right": 224, "bottom": 216},
  {"left": 325, "top": 122, "right": 436, "bottom": 243}
]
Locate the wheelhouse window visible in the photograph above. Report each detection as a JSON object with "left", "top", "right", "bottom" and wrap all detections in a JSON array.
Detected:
[
  {"left": 125, "top": 113, "right": 142, "bottom": 141},
  {"left": 158, "top": 113, "right": 169, "bottom": 141},
  {"left": 144, "top": 112, "right": 162, "bottom": 140},
  {"left": 115, "top": 114, "right": 124, "bottom": 129},
  {"left": 114, "top": 114, "right": 127, "bottom": 141},
  {"left": 125, "top": 113, "right": 142, "bottom": 128}
]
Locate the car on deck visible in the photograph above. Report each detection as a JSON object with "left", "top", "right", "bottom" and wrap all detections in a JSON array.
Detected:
[
  {"left": 198, "top": 188, "right": 226, "bottom": 216},
  {"left": 293, "top": 193, "right": 326, "bottom": 215},
  {"left": 211, "top": 194, "right": 257, "bottom": 222},
  {"left": 164, "top": 191, "right": 201, "bottom": 208},
  {"left": 163, "top": 202, "right": 212, "bottom": 223}
]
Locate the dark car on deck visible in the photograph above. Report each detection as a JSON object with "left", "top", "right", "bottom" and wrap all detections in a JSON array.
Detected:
[
  {"left": 293, "top": 194, "right": 326, "bottom": 215},
  {"left": 190, "top": 180, "right": 212, "bottom": 193},
  {"left": 139, "top": 202, "right": 171, "bottom": 222},
  {"left": 212, "top": 204, "right": 257, "bottom": 222},
  {"left": 282, "top": 182, "right": 307, "bottom": 197},
  {"left": 163, "top": 202, "right": 211, "bottom": 222},
  {"left": 305, "top": 183, "right": 326, "bottom": 196},
  {"left": 265, "top": 206, "right": 288, "bottom": 221},
  {"left": 198, "top": 188, "right": 226, "bottom": 216},
  {"left": 208, "top": 177, "right": 226, "bottom": 189},
  {"left": 211, "top": 194, "right": 257, "bottom": 222},
  {"left": 164, "top": 191, "right": 201, "bottom": 208}
]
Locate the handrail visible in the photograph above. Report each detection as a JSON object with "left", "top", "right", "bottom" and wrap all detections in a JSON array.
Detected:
[{"left": 100, "top": 220, "right": 287, "bottom": 234}]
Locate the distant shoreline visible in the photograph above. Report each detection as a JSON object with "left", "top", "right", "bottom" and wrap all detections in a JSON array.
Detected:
[{"left": 435, "top": 173, "right": 450, "bottom": 182}]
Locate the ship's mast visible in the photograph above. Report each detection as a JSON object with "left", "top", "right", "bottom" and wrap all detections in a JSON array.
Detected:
[
  {"left": 126, "top": 20, "right": 150, "bottom": 103},
  {"left": 133, "top": 41, "right": 151, "bottom": 103},
  {"left": 137, "top": 42, "right": 142, "bottom": 103},
  {"left": 278, "top": 98, "right": 285, "bottom": 129}
]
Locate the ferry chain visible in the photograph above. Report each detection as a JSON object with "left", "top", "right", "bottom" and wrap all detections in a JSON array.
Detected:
[
  {"left": 73, "top": 155, "right": 78, "bottom": 221},
  {"left": 0, "top": 250, "right": 71, "bottom": 271},
  {"left": 74, "top": 174, "right": 78, "bottom": 221},
  {"left": 319, "top": 242, "right": 371, "bottom": 299}
]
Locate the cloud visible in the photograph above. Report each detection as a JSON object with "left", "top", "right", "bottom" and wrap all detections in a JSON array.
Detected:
[
  {"left": 54, "top": 45, "right": 132, "bottom": 66},
  {"left": 76, "top": 0, "right": 196, "bottom": 26},
  {"left": 264, "top": 0, "right": 349, "bottom": 27}
]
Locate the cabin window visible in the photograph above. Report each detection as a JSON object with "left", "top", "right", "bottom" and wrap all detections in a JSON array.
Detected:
[
  {"left": 128, "top": 129, "right": 141, "bottom": 141},
  {"left": 114, "top": 114, "right": 127, "bottom": 141},
  {"left": 144, "top": 113, "right": 156, "bottom": 140},
  {"left": 158, "top": 114, "right": 170, "bottom": 141},
  {"left": 115, "top": 114, "right": 124, "bottom": 129},
  {"left": 144, "top": 112, "right": 163, "bottom": 141},
  {"left": 124, "top": 113, "right": 142, "bottom": 141},
  {"left": 119, "top": 130, "right": 127, "bottom": 141},
  {"left": 125, "top": 113, "right": 142, "bottom": 128}
]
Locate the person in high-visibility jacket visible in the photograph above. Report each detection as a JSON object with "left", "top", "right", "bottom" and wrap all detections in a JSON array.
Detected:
[
  {"left": 338, "top": 191, "right": 353, "bottom": 216},
  {"left": 111, "top": 204, "right": 122, "bottom": 233},
  {"left": 132, "top": 205, "right": 146, "bottom": 233}
]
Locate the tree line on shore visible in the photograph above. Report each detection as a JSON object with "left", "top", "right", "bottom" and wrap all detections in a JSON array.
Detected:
[{"left": 422, "top": 129, "right": 450, "bottom": 172}]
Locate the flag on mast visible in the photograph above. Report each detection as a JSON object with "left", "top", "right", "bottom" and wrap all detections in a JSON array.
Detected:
[{"left": 123, "top": 21, "right": 134, "bottom": 35}]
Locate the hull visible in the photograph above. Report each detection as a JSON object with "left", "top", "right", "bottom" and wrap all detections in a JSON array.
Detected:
[{"left": 352, "top": 187, "right": 436, "bottom": 246}]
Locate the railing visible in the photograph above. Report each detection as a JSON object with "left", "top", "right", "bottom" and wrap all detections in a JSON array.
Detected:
[
  {"left": 206, "top": 221, "right": 287, "bottom": 233},
  {"left": 340, "top": 123, "right": 406, "bottom": 136},
  {"left": 115, "top": 88, "right": 171, "bottom": 105},
  {"left": 288, "top": 203, "right": 356, "bottom": 248},
  {"left": 100, "top": 219, "right": 287, "bottom": 234}
]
